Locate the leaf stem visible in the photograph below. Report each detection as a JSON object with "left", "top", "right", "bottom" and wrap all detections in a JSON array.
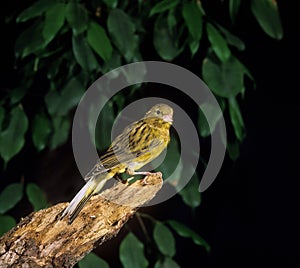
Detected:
[
  {"left": 138, "top": 212, "right": 159, "bottom": 223},
  {"left": 136, "top": 213, "right": 151, "bottom": 243}
]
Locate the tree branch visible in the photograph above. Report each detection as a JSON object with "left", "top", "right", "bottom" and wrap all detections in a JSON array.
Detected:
[{"left": 0, "top": 174, "right": 163, "bottom": 267}]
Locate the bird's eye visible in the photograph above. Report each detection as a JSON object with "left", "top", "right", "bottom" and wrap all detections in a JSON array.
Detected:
[{"left": 156, "top": 110, "right": 161, "bottom": 115}]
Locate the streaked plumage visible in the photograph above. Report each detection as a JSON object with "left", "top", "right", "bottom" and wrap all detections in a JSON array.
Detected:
[{"left": 60, "top": 103, "right": 173, "bottom": 223}]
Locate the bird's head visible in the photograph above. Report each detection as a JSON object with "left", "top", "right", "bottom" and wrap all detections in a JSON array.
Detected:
[{"left": 144, "top": 103, "right": 173, "bottom": 123}]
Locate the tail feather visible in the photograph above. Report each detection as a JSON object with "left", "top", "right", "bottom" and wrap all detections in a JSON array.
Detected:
[
  {"left": 68, "top": 191, "right": 93, "bottom": 224},
  {"left": 60, "top": 178, "right": 106, "bottom": 224}
]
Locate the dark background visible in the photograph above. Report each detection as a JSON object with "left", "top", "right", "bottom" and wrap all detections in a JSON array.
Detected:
[
  {"left": 197, "top": 1, "right": 300, "bottom": 267},
  {"left": 1, "top": 1, "right": 299, "bottom": 268}
]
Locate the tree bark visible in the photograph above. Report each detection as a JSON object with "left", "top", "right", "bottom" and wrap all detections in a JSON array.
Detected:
[{"left": 0, "top": 174, "right": 163, "bottom": 268}]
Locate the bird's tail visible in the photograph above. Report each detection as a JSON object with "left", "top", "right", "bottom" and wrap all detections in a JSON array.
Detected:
[{"left": 60, "top": 178, "right": 106, "bottom": 224}]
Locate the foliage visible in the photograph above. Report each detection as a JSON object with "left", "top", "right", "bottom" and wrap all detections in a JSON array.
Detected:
[
  {"left": 153, "top": 222, "right": 176, "bottom": 257},
  {"left": 167, "top": 220, "right": 210, "bottom": 252},
  {"left": 120, "top": 232, "right": 149, "bottom": 268},
  {"left": 112, "top": 215, "right": 209, "bottom": 268},
  {"left": 0, "top": 0, "right": 283, "bottom": 266},
  {"left": 78, "top": 252, "right": 109, "bottom": 268},
  {"left": 0, "top": 182, "right": 47, "bottom": 236},
  {"left": 0, "top": 106, "right": 28, "bottom": 166},
  {"left": 26, "top": 183, "right": 48, "bottom": 211},
  {"left": 0, "top": 0, "right": 283, "bottom": 165}
]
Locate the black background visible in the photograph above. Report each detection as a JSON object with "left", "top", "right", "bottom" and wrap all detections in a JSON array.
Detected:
[{"left": 196, "top": 1, "right": 300, "bottom": 267}]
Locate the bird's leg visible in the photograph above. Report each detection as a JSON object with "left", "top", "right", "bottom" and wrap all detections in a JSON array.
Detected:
[
  {"left": 113, "top": 173, "right": 126, "bottom": 184},
  {"left": 126, "top": 168, "right": 162, "bottom": 184},
  {"left": 126, "top": 168, "right": 150, "bottom": 177}
]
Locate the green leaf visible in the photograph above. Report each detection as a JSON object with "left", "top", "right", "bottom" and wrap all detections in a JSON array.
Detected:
[
  {"left": 0, "top": 183, "right": 23, "bottom": 214},
  {"left": 15, "top": 21, "right": 45, "bottom": 58},
  {"left": 120, "top": 233, "right": 148, "bottom": 268},
  {"left": 72, "top": 34, "right": 98, "bottom": 71},
  {"left": 153, "top": 222, "right": 176, "bottom": 257},
  {"left": 154, "top": 257, "right": 180, "bottom": 268},
  {"left": 102, "top": 51, "right": 122, "bottom": 74},
  {"left": 95, "top": 101, "right": 115, "bottom": 151},
  {"left": 150, "top": 0, "right": 180, "bottom": 17},
  {"left": 16, "top": 0, "right": 53, "bottom": 23},
  {"left": 9, "top": 86, "right": 29, "bottom": 105},
  {"left": 45, "top": 78, "right": 84, "bottom": 116},
  {"left": 227, "top": 140, "right": 240, "bottom": 161},
  {"left": 216, "top": 25, "right": 245, "bottom": 50},
  {"left": 26, "top": 183, "right": 47, "bottom": 211},
  {"left": 182, "top": 2, "right": 203, "bottom": 41},
  {"left": 202, "top": 54, "right": 244, "bottom": 98},
  {"left": 229, "top": 0, "right": 241, "bottom": 23},
  {"left": 153, "top": 15, "right": 183, "bottom": 61},
  {"left": 32, "top": 113, "right": 52, "bottom": 151},
  {"left": 121, "top": 62, "right": 146, "bottom": 84},
  {"left": 238, "top": 60, "right": 254, "bottom": 82},
  {"left": 38, "top": 48, "right": 61, "bottom": 59},
  {"left": 107, "top": 9, "right": 137, "bottom": 62},
  {"left": 43, "top": 3, "right": 65, "bottom": 44},
  {"left": 50, "top": 116, "right": 71, "bottom": 149},
  {"left": 0, "top": 107, "right": 5, "bottom": 131},
  {"left": 152, "top": 136, "right": 182, "bottom": 186},
  {"left": 198, "top": 102, "right": 223, "bottom": 137},
  {"left": 206, "top": 23, "right": 230, "bottom": 62},
  {"left": 0, "top": 215, "right": 16, "bottom": 236},
  {"left": 179, "top": 172, "right": 201, "bottom": 208},
  {"left": 47, "top": 57, "right": 64, "bottom": 80},
  {"left": 87, "top": 22, "right": 113, "bottom": 62},
  {"left": 66, "top": 2, "right": 88, "bottom": 35},
  {"left": 44, "top": 91, "right": 61, "bottom": 115},
  {"left": 0, "top": 106, "right": 28, "bottom": 164},
  {"left": 239, "top": 63, "right": 255, "bottom": 92},
  {"left": 103, "top": 0, "right": 118, "bottom": 8},
  {"left": 228, "top": 97, "right": 245, "bottom": 141},
  {"left": 167, "top": 8, "right": 177, "bottom": 31},
  {"left": 78, "top": 253, "right": 109, "bottom": 268},
  {"left": 168, "top": 220, "right": 210, "bottom": 252},
  {"left": 189, "top": 39, "right": 200, "bottom": 57},
  {"left": 112, "top": 93, "right": 126, "bottom": 114},
  {"left": 251, "top": 0, "right": 283, "bottom": 40}
]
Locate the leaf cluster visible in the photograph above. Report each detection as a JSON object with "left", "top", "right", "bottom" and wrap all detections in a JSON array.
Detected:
[
  {"left": 0, "top": 0, "right": 283, "bottom": 266},
  {"left": 0, "top": 182, "right": 47, "bottom": 236}
]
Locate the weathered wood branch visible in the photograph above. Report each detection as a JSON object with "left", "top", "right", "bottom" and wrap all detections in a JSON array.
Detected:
[{"left": 0, "top": 174, "right": 163, "bottom": 268}]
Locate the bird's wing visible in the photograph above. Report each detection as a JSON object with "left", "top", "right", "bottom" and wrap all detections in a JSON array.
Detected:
[
  {"left": 84, "top": 119, "right": 166, "bottom": 182},
  {"left": 84, "top": 162, "right": 109, "bottom": 182},
  {"left": 101, "top": 119, "right": 167, "bottom": 166},
  {"left": 100, "top": 120, "right": 152, "bottom": 165},
  {"left": 84, "top": 120, "right": 143, "bottom": 182}
]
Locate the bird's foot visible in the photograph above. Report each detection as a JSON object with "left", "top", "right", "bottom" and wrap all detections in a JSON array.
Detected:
[
  {"left": 126, "top": 168, "right": 162, "bottom": 185},
  {"left": 113, "top": 174, "right": 127, "bottom": 184}
]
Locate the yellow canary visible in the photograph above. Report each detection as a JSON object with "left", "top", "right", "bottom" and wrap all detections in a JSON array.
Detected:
[{"left": 60, "top": 103, "right": 173, "bottom": 223}]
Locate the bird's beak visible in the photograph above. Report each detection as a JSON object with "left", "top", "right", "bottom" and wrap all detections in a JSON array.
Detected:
[{"left": 163, "top": 114, "right": 173, "bottom": 123}]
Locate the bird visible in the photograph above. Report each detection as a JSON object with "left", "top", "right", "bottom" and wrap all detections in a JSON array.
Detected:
[{"left": 60, "top": 103, "right": 173, "bottom": 223}]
